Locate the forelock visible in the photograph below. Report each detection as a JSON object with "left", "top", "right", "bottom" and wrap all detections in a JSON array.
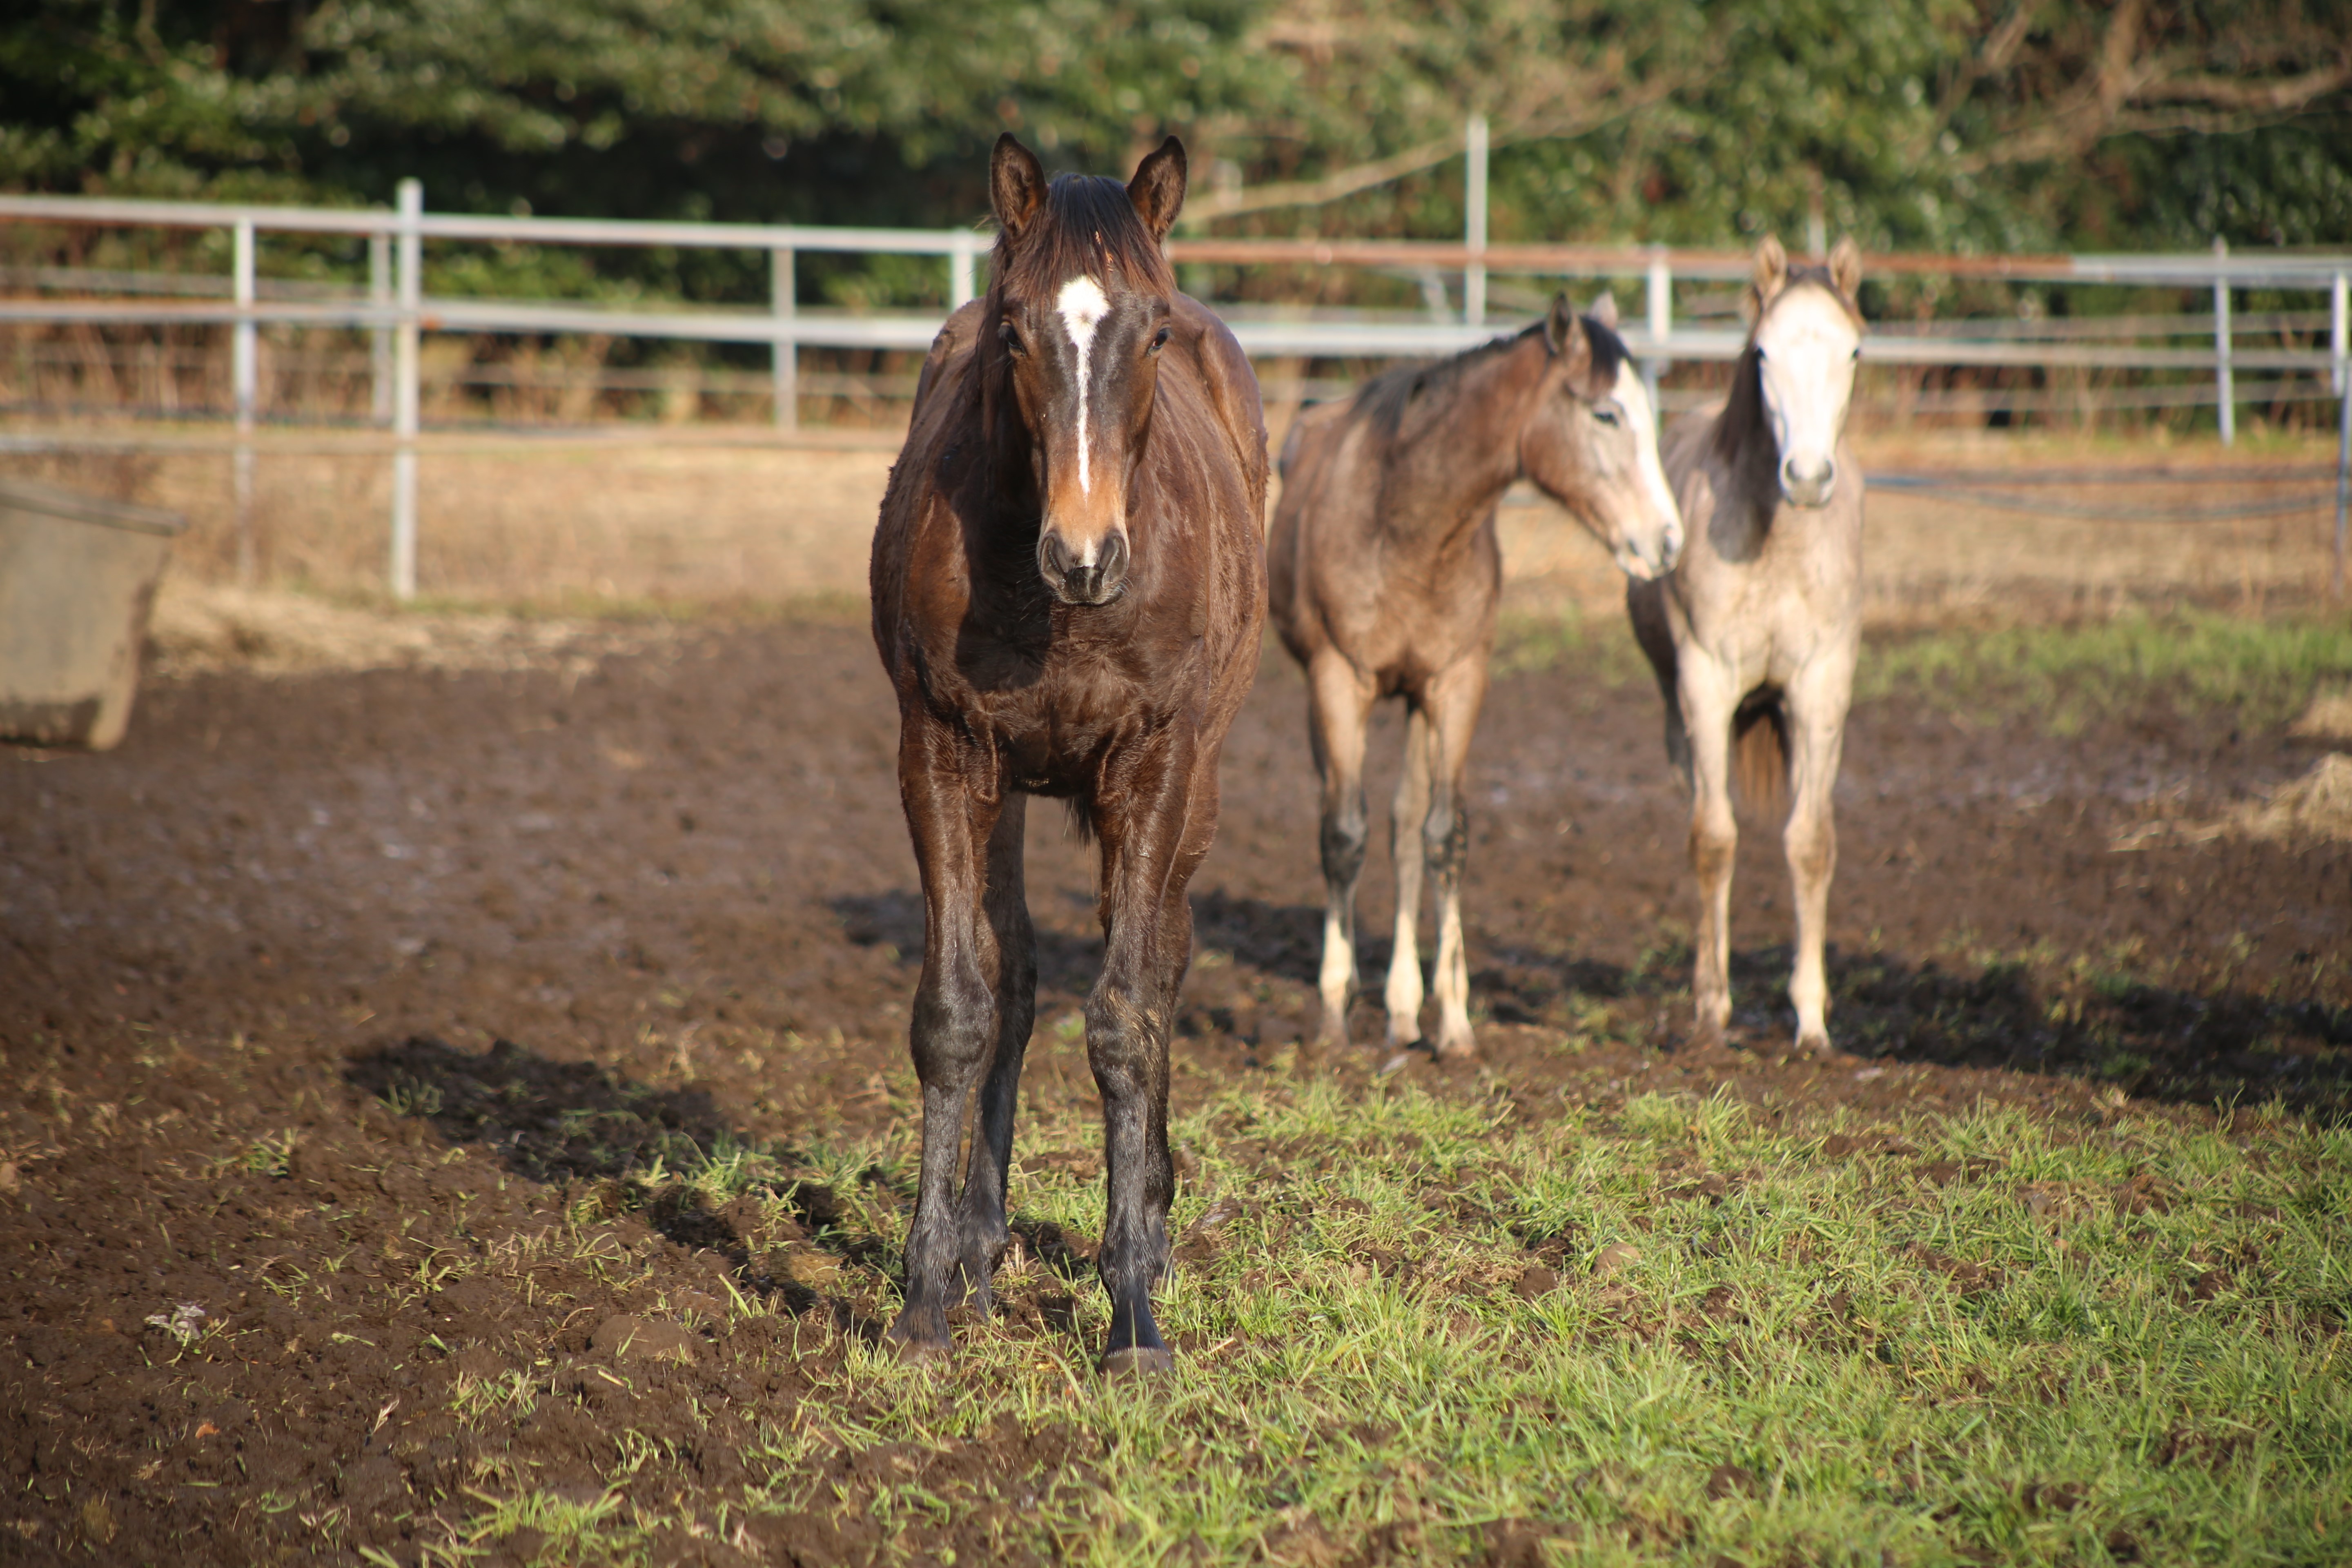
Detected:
[{"left": 995, "top": 174, "right": 1175, "bottom": 300}]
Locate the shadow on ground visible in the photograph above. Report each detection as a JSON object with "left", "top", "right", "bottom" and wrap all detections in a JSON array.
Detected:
[
  {"left": 1466, "top": 931, "right": 2351, "bottom": 1118},
  {"left": 342, "top": 1034, "right": 1113, "bottom": 1320}
]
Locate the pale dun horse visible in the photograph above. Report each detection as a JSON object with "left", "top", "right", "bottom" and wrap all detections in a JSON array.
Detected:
[
  {"left": 1271, "top": 296, "right": 1684, "bottom": 1060},
  {"left": 1628, "top": 235, "right": 1865, "bottom": 1052}
]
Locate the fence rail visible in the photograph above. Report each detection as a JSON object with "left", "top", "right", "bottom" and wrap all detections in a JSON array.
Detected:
[{"left": 3, "top": 178, "right": 2349, "bottom": 597}]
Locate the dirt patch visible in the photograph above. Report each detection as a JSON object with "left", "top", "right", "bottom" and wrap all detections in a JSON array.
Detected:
[{"left": 1, "top": 617, "right": 2344, "bottom": 1564}]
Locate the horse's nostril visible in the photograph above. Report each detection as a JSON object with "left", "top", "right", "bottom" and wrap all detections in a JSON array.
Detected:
[{"left": 1096, "top": 531, "right": 1130, "bottom": 590}]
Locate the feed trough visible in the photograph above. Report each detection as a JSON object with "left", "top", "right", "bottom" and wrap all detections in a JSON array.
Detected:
[{"left": 0, "top": 477, "right": 188, "bottom": 751}]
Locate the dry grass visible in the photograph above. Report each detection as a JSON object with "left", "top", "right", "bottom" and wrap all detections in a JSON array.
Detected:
[{"left": 2, "top": 422, "right": 2342, "bottom": 618}]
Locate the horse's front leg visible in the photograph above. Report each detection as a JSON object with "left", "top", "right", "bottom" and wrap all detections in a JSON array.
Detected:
[
  {"left": 1382, "top": 706, "right": 1431, "bottom": 1049},
  {"left": 886, "top": 726, "right": 1004, "bottom": 1358},
  {"left": 1306, "top": 654, "right": 1376, "bottom": 1048},
  {"left": 1421, "top": 661, "right": 1488, "bottom": 1060},
  {"left": 1679, "top": 661, "right": 1741, "bottom": 1048},
  {"left": 1782, "top": 652, "right": 1854, "bottom": 1054},
  {"left": 953, "top": 793, "right": 1036, "bottom": 1314},
  {"left": 1086, "top": 728, "right": 1205, "bottom": 1375}
]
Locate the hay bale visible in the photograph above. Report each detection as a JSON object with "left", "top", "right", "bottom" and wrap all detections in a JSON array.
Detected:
[
  {"left": 2231, "top": 752, "right": 2352, "bottom": 843},
  {"left": 2290, "top": 687, "right": 2352, "bottom": 742}
]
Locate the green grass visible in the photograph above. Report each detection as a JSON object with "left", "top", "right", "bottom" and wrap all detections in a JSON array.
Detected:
[
  {"left": 1492, "top": 604, "right": 1652, "bottom": 685},
  {"left": 1859, "top": 612, "right": 2352, "bottom": 734},
  {"left": 1493, "top": 605, "right": 2352, "bottom": 735},
  {"left": 461, "top": 1067, "right": 2352, "bottom": 1566}
]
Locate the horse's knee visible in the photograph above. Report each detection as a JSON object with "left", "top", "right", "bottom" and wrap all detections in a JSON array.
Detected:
[
  {"left": 911, "top": 965, "right": 995, "bottom": 1080},
  {"left": 1320, "top": 804, "right": 1368, "bottom": 889},
  {"left": 1689, "top": 817, "right": 1736, "bottom": 883},
  {"left": 1786, "top": 817, "right": 1835, "bottom": 883},
  {"left": 1421, "top": 802, "right": 1468, "bottom": 884}
]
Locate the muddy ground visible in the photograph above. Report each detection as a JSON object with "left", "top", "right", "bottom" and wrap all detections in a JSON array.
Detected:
[{"left": 2, "top": 616, "right": 2345, "bottom": 1565}]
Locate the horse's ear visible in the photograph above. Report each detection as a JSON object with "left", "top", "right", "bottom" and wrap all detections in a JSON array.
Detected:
[
  {"left": 1544, "top": 292, "right": 1574, "bottom": 356},
  {"left": 1747, "top": 233, "right": 1788, "bottom": 319},
  {"left": 1829, "top": 235, "right": 1863, "bottom": 302},
  {"left": 1588, "top": 289, "right": 1619, "bottom": 330},
  {"left": 991, "top": 134, "right": 1048, "bottom": 241},
  {"left": 1127, "top": 136, "right": 1187, "bottom": 242}
]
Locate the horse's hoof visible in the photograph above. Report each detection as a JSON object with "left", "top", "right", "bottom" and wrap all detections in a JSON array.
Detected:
[
  {"left": 889, "top": 1335, "right": 951, "bottom": 1364},
  {"left": 1794, "top": 1029, "right": 1831, "bottom": 1056},
  {"left": 1098, "top": 1345, "right": 1175, "bottom": 1379},
  {"left": 1433, "top": 1033, "right": 1477, "bottom": 1063}
]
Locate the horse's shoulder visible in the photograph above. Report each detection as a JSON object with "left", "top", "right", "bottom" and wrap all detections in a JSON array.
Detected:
[
  {"left": 1170, "top": 294, "right": 1269, "bottom": 510},
  {"left": 911, "top": 298, "right": 989, "bottom": 414}
]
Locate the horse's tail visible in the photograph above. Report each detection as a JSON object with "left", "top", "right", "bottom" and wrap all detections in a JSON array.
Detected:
[{"left": 1732, "top": 688, "right": 1788, "bottom": 812}]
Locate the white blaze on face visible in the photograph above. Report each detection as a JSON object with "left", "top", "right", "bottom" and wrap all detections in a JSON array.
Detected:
[
  {"left": 1056, "top": 275, "right": 1111, "bottom": 497},
  {"left": 1754, "top": 285, "right": 1860, "bottom": 486},
  {"left": 1610, "top": 362, "right": 1683, "bottom": 567}
]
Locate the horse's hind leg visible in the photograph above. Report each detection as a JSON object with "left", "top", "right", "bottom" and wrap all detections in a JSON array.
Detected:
[
  {"left": 887, "top": 734, "right": 1005, "bottom": 1357},
  {"left": 1306, "top": 654, "right": 1376, "bottom": 1048},
  {"left": 953, "top": 793, "right": 1035, "bottom": 1313},
  {"left": 1782, "top": 658, "right": 1854, "bottom": 1054},
  {"left": 1422, "top": 660, "right": 1488, "bottom": 1060},
  {"left": 1382, "top": 706, "right": 1431, "bottom": 1049},
  {"left": 1628, "top": 577, "right": 1691, "bottom": 789}
]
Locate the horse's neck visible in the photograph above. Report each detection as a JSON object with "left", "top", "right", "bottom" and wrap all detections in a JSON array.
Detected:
[
  {"left": 1379, "top": 339, "right": 1541, "bottom": 546},
  {"left": 1709, "top": 351, "right": 1786, "bottom": 542}
]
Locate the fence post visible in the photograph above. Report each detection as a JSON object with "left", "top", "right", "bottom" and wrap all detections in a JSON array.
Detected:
[
  {"left": 1463, "top": 114, "right": 1488, "bottom": 329},
  {"left": 772, "top": 246, "right": 797, "bottom": 432},
  {"left": 1644, "top": 243, "right": 1671, "bottom": 434},
  {"left": 949, "top": 230, "right": 977, "bottom": 310},
  {"left": 2213, "top": 236, "right": 2234, "bottom": 447},
  {"left": 2335, "top": 270, "right": 2348, "bottom": 599},
  {"left": 390, "top": 178, "right": 421, "bottom": 602},
  {"left": 369, "top": 228, "right": 392, "bottom": 425},
  {"left": 231, "top": 216, "right": 256, "bottom": 584}
]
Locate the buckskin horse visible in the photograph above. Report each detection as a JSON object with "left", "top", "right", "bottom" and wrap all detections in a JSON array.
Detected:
[
  {"left": 1627, "top": 234, "right": 1866, "bottom": 1053},
  {"left": 1268, "top": 294, "right": 1683, "bottom": 1060},
  {"left": 868, "top": 134, "right": 1267, "bottom": 1373}
]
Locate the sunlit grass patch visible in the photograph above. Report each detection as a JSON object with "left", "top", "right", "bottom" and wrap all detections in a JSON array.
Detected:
[
  {"left": 1861, "top": 610, "right": 2352, "bottom": 733},
  {"left": 438, "top": 1068, "right": 2350, "bottom": 1566},
  {"left": 728, "top": 1077, "right": 2346, "bottom": 1567}
]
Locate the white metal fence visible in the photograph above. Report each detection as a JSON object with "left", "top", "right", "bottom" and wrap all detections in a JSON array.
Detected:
[{"left": 3, "top": 180, "right": 2350, "bottom": 597}]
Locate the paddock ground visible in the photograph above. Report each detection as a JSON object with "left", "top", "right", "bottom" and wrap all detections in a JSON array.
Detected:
[{"left": 2, "top": 439, "right": 2349, "bottom": 1564}]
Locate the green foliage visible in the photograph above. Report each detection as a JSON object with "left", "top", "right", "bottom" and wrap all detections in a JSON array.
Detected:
[
  {"left": 7, "top": 0, "right": 2348, "bottom": 260},
  {"left": 1861, "top": 612, "right": 2352, "bottom": 734}
]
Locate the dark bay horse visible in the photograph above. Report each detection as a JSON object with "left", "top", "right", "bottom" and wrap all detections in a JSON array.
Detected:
[
  {"left": 868, "top": 134, "right": 1267, "bottom": 1373},
  {"left": 1628, "top": 235, "right": 1865, "bottom": 1053},
  {"left": 1268, "top": 296, "right": 1683, "bottom": 1060}
]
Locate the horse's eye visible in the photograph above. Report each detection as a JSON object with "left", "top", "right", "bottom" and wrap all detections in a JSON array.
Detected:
[
  {"left": 1149, "top": 326, "right": 1171, "bottom": 354},
  {"left": 1851, "top": 347, "right": 1862, "bottom": 362},
  {"left": 1593, "top": 405, "right": 1621, "bottom": 427},
  {"left": 998, "top": 321, "right": 1025, "bottom": 356}
]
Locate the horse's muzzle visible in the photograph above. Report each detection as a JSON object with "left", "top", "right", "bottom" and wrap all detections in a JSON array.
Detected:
[
  {"left": 1039, "top": 527, "right": 1130, "bottom": 606},
  {"left": 1780, "top": 455, "right": 1838, "bottom": 508}
]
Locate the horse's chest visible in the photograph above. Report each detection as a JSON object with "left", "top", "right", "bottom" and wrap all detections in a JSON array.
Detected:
[{"left": 959, "top": 640, "right": 1195, "bottom": 791}]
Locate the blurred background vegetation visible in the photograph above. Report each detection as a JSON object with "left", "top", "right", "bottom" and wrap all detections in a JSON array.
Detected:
[
  {"left": 4, "top": 0, "right": 2350, "bottom": 434},
  {"left": 7, "top": 0, "right": 2349, "bottom": 271}
]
